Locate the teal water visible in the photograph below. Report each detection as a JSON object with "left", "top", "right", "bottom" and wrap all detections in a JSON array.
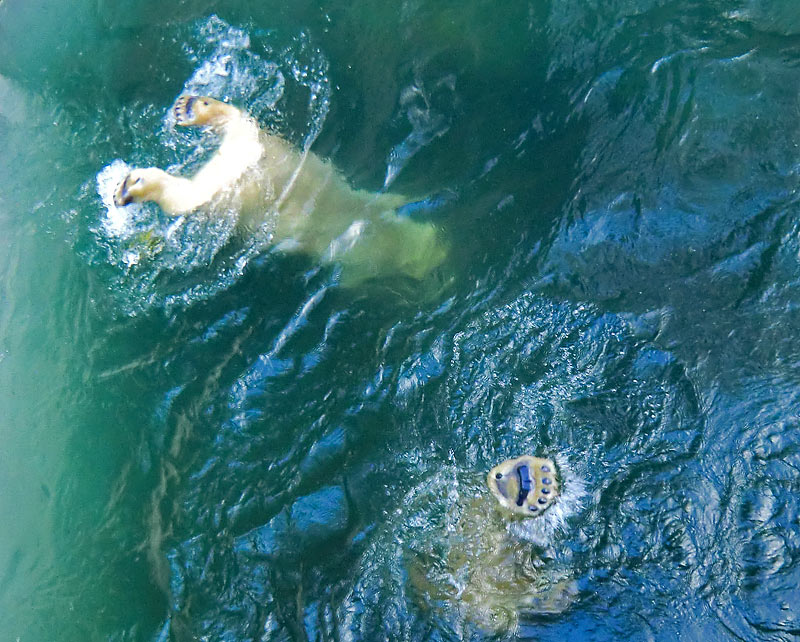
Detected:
[{"left": 2, "top": 0, "right": 800, "bottom": 639}]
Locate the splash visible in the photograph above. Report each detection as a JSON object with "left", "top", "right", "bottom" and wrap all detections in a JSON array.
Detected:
[
  {"left": 384, "top": 74, "right": 455, "bottom": 189},
  {"left": 179, "top": 16, "right": 286, "bottom": 126},
  {"left": 91, "top": 16, "right": 331, "bottom": 315},
  {"left": 342, "top": 459, "right": 584, "bottom": 634},
  {"left": 96, "top": 159, "right": 142, "bottom": 239}
]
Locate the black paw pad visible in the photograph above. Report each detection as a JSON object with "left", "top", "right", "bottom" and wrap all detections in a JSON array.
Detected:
[
  {"left": 488, "top": 455, "right": 560, "bottom": 518},
  {"left": 173, "top": 96, "right": 197, "bottom": 125}
]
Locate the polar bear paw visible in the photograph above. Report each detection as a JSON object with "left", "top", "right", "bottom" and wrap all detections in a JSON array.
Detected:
[
  {"left": 173, "top": 95, "right": 205, "bottom": 126},
  {"left": 173, "top": 95, "right": 242, "bottom": 129},
  {"left": 487, "top": 455, "right": 560, "bottom": 518}
]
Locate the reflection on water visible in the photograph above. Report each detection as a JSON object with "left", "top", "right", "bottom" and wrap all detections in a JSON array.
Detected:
[{"left": 1, "top": 0, "right": 800, "bottom": 641}]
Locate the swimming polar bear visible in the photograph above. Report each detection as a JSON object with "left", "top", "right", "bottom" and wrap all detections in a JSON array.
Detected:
[
  {"left": 405, "top": 454, "right": 582, "bottom": 631},
  {"left": 113, "top": 96, "right": 448, "bottom": 285}
]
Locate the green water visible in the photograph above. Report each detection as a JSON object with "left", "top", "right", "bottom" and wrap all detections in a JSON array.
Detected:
[{"left": 2, "top": 0, "right": 800, "bottom": 640}]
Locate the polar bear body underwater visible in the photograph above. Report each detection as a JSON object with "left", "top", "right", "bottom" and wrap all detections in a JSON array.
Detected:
[
  {"left": 403, "top": 455, "right": 581, "bottom": 631},
  {"left": 114, "top": 96, "right": 447, "bottom": 285}
]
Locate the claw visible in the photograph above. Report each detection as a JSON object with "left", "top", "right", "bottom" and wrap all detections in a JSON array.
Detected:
[
  {"left": 487, "top": 456, "right": 560, "bottom": 518},
  {"left": 114, "top": 175, "right": 132, "bottom": 206},
  {"left": 173, "top": 95, "right": 197, "bottom": 126}
]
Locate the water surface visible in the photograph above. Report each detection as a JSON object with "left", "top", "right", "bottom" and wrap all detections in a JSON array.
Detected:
[{"left": 1, "top": 0, "right": 800, "bottom": 640}]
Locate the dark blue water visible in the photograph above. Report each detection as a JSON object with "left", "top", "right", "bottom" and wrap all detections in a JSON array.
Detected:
[{"left": 1, "top": 0, "right": 800, "bottom": 640}]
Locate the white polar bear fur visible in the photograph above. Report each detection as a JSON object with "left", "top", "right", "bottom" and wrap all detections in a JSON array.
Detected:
[{"left": 113, "top": 96, "right": 447, "bottom": 284}]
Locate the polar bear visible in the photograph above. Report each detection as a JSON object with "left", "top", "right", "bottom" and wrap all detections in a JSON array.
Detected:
[
  {"left": 402, "top": 454, "right": 581, "bottom": 631},
  {"left": 113, "top": 95, "right": 448, "bottom": 284}
]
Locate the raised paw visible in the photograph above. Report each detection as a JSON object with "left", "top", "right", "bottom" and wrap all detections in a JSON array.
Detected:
[
  {"left": 172, "top": 95, "right": 236, "bottom": 128},
  {"left": 173, "top": 95, "right": 202, "bottom": 126},
  {"left": 487, "top": 455, "right": 560, "bottom": 518}
]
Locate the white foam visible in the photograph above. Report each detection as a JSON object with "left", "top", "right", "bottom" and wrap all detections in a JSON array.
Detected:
[
  {"left": 96, "top": 159, "right": 144, "bottom": 238},
  {"left": 178, "top": 16, "right": 284, "bottom": 125}
]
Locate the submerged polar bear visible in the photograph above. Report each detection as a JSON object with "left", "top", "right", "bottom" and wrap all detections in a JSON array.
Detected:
[
  {"left": 402, "top": 454, "right": 582, "bottom": 631},
  {"left": 113, "top": 96, "right": 448, "bottom": 285}
]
